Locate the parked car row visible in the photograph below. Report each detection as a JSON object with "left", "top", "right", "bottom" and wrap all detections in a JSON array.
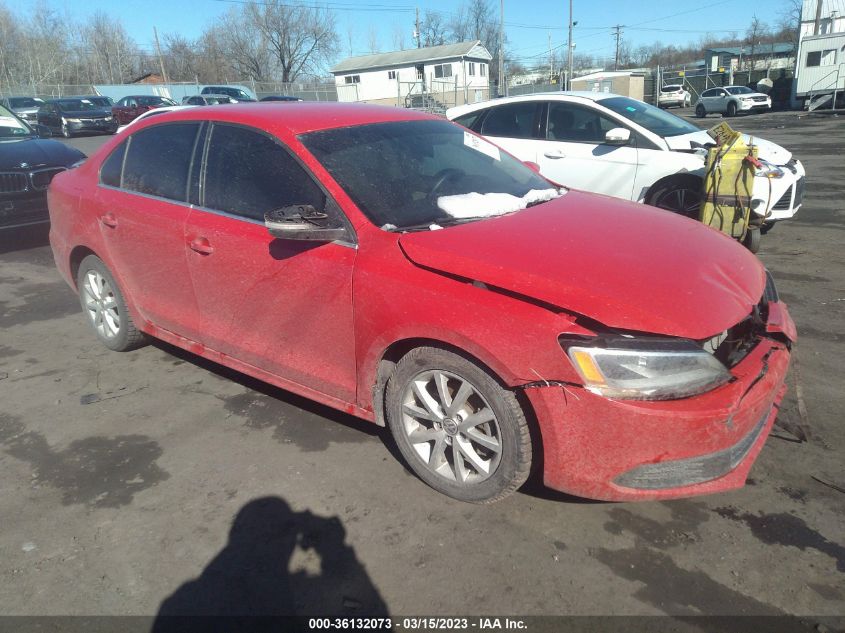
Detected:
[{"left": 41, "top": 101, "right": 796, "bottom": 505}]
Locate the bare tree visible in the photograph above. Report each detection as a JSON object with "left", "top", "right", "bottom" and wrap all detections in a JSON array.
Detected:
[
  {"left": 247, "top": 0, "right": 339, "bottom": 83},
  {"left": 162, "top": 33, "right": 199, "bottom": 82},
  {"left": 367, "top": 25, "right": 380, "bottom": 55},
  {"left": 420, "top": 10, "right": 447, "bottom": 47},
  {"left": 745, "top": 15, "right": 768, "bottom": 69},
  {"left": 82, "top": 12, "right": 137, "bottom": 83},
  {"left": 391, "top": 22, "right": 407, "bottom": 51}
]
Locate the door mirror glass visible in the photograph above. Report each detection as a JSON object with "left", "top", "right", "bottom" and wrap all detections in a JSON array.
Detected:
[
  {"left": 265, "top": 205, "right": 347, "bottom": 241},
  {"left": 604, "top": 127, "right": 631, "bottom": 145},
  {"left": 524, "top": 161, "right": 542, "bottom": 173}
]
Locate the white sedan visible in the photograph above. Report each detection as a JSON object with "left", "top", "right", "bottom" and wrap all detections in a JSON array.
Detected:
[{"left": 447, "top": 92, "right": 804, "bottom": 223}]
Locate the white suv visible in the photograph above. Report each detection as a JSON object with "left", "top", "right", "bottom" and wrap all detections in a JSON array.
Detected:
[
  {"left": 447, "top": 92, "right": 804, "bottom": 223},
  {"left": 695, "top": 86, "right": 771, "bottom": 118},
  {"left": 658, "top": 85, "right": 691, "bottom": 108}
]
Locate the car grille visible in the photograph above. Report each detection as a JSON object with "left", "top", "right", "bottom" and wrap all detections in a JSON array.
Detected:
[
  {"left": 30, "top": 167, "right": 66, "bottom": 190},
  {"left": 772, "top": 185, "right": 793, "bottom": 211},
  {"left": 0, "top": 172, "right": 28, "bottom": 193},
  {"left": 752, "top": 96, "right": 768, "bottom": 102}
]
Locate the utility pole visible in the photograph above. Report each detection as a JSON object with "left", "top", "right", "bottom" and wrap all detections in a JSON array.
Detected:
[
  {"left": 567, "top": 0, "right": 573, "bottom": 90},
  {"left": 548, "top": 32, "right": 554, "bottom": 83},
  {"left": 415, "top": 8, "right": 421, "bottom": 48},
  {"left": 153, "top": 26, "right": 170, "bottom": 86},
  {"left": 612, "top": 24, "right": 623, "bottom": 71},
  {"left": 498, "top": 0, "right": 505, "bottom": 96}
]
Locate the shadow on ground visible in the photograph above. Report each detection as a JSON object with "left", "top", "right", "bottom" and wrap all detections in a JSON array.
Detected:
[{"left": 152, "top": 496, "right": 389, "bottom": 628}]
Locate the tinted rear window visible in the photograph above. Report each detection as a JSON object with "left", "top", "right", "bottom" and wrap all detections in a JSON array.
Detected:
[
  {"left": 123, "top": 123, "right": 200, "bottom": 201},
  {"left": 480, "top": 102, "right": 539, "bottom": 138}
]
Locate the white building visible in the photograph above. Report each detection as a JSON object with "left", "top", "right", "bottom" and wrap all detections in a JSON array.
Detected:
[
  {"left": 330, "top": 41, "right": 492, "bottom": 107},
  {"left": 794, "top": 0, "right": 845, "bottom": 106}
]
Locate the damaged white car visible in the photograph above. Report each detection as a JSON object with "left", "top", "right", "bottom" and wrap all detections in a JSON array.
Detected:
[{"left": 447, "top": 93, "right": 805, "bottom": 225}]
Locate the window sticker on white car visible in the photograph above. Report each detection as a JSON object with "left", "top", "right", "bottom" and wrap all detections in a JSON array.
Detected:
[{"left": 464, "top": 131, "right": 501, "bottom": 161}]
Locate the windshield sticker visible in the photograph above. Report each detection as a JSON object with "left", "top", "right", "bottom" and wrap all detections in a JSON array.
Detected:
[
  {"left": 626, "top": 106, "right": 637, "bottom": 111},
  {"left": 464, "top": 131, "right": 500, "bottom": 161}
]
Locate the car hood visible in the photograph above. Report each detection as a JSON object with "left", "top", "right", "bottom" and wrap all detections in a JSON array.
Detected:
[
  {"left": 0, "top": 137, "right": 85, "bottom": 169},
  {"left": 665, "top": 130, "right": 792, "bottom": 165},
  {"left": 13, "top": 107, "right": 40, "bottom": 115},
  {"left": 398, "top": 191, "right": 765, "bottom": 340}
]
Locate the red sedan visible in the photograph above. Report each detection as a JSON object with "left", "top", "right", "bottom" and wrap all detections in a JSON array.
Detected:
[
  {"left": 111, "top": 95, "right": 177, "bottom": 125},
  {"left": 47, "top": 103, "right": 796, "bottom": 503}
]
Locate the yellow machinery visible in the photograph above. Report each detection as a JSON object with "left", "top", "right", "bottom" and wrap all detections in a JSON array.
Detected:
[{"left": 700, "top": 121, "right": 762, "bottom": 252}]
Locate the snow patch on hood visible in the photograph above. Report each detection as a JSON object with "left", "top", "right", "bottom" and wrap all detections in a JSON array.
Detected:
[
  {"left": 437, "top": 188, "right": 564, "bottom": 219},
  {"left": 665, "top": 130, "right": 793, "bottom": 165}
]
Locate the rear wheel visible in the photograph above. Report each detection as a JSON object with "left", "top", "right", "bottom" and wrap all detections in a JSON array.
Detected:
[
  {"left": 76, "top": 255, "right": 147, "bottom": 352},
  {"left": 645, "top": 176, "right": 703, "bottom": 220},
  {"left": 385, "top": 346, "right": 531, "bottom": 504},
  {"left": 695, "top": 104, "right": 706, "bottom": 118}
]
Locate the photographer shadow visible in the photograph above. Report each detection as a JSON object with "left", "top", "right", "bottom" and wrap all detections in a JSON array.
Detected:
[{"left": 152, "top": 496, "right": 389, "bottom": 630}]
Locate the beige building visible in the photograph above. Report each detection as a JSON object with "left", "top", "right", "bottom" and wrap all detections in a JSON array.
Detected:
[{"left": 569, "top": 71, "right": 645, "bottom": 101}]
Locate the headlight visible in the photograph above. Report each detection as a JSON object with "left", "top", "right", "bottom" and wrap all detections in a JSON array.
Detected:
[
  {"left": 104, "top": 115, "right": 113, "bottom": 121},
  {"left": 756, "top": 161, "right": 784, "bottom": 179},
  {"left": 563, "top": 337, "right": 731, "bottom": 400}
]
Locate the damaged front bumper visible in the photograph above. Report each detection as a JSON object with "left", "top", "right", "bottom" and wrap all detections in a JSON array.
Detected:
[{"left": 524, "top": 300, "right": 796, "bottom": 502}]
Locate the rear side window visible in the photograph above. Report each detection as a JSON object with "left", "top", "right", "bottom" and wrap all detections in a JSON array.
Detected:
[
  {"left": 123, "top": 123, "right": 200, "bottom": 201},
  {"left": 481, "top": 102, "right": 539, "bottom": 138},
  {"left": 100, "top": 141, "right": 127, "bottom": 187},
  {"left": 202, "top": 123, "right": 325, "bottom": 222}
]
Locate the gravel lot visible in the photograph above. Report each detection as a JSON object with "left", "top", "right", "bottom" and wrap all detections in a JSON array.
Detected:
[{"left": 0, "top": 111, "right": 843, "bottom": 623}]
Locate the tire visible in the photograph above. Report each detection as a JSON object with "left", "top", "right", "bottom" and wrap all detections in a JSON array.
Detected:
[
  {"left": 385, "top": 346, "right": 532, "bottom": 504},
  {"left": 743, "top": 226, "right": 761, "bottom": 253},
  {"left": 645, "top": 175, "right": 703, "bottom": 220},
  {"left": 695, "top": 104, "right": 706, "bottom": 118},
  {"left": 726, "top": 102, "right": 737, "bottom": 117},
  {"left": 760, "top": 221, "right": 775, "bottom": 235},
  {"left": 76, "top": 255, "right": 147, "bottom": 352}
]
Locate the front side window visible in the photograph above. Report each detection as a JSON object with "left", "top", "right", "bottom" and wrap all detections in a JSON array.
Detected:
[
  {"left": 546, "top": 102, "right": 619, "bottom": 143},
  {"left": 122, "top": 123, "right": 200, "bottom": 201},
  {"left": 480, "top": 101, "right": 539, "bottom": 139},
  {"left": 300, "top": 119, "right": 554, "bottom": 229},
  {"left": 202, "top": 124, "right": 326, "bottom": 222}
]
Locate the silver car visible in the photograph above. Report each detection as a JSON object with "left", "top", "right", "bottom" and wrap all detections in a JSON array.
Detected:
[
  {"left": 0, "top": 96, "right": 45, "bottom": 124},
  {"left": 695, "top": 86, "right": 771, "bottom": 118}
]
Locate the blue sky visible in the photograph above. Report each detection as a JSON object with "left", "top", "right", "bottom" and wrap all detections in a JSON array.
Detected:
[{"left": 43, "top": 0, "right": 794, "bottom": 68}]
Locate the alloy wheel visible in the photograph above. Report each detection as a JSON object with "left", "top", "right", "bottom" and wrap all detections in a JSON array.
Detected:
[
  {"left": 654, "top": 186, "right": 701, "bottom": 219},
  {"left": 82, "top": 270, "right": 120, "bottom": 340},
  {"left": 400, "top": 369, "right": 502, "bottom": 485}
]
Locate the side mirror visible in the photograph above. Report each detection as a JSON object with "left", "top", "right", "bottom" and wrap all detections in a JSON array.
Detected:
[
  {"left": 34, "top": 124, "right": 51, "bottom": 139},
  {"left": 264, "top": 204, "right": 347, "bottom": 242},
  {"left": 604, "top": 128, "right": 631, "bottom": 145},
  {"left": 524, "top": 161, "right": 542, "bottom": 174}
]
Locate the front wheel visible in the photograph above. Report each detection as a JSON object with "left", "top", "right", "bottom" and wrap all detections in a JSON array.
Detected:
[
  {"left": 60, "top": 118, "right": 71, "bottom": 138},
  {"left": 695, "top": 104, "right": 706, "bottom": 118},
  {"left": 76, "top": 255, "right": 147, "bottom": 352},
  {"left": 726, "top": 102, "right": 737, "bottom": 117},
  {"left": 385, "top": 347, "right": 532, "bottom": 504},
  {"left": 645, "top": 176, "right": 703, "bottom": 220}
]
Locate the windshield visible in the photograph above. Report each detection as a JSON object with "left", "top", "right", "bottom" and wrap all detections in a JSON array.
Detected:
[
  {"left": 58, "top": 99, "right": 100, "bottom": 112},
  {"left": 138, "top": 96, "right": 176, "bottom": 106},
  {"left": 9, "top": 97, "right": 44, "bottom": 108},
  {"left": 726, "top": 86, "right": 753, "bottom": 95},
  {"left": 0, "top": 105, "right": 34, "bottom": 137},
  {"left": 599, "top": 96, "right": 700, "bottom": 138},
  {"left": 300, "top": 119, "right": 556, "bottom": 230},
  {"left": 85, "top": 96, "right": 112, "bottom": 106}
]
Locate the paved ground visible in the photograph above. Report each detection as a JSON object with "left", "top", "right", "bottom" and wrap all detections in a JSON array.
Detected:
[{"left": 1, "top": 112, "right": 843, "bottom": 621}]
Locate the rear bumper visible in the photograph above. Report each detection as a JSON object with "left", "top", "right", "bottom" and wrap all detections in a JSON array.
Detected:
[{"left": 526, "top": 308, "right": 794, "bottom": 501}]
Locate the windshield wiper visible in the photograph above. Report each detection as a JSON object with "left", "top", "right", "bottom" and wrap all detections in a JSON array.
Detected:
[{"left": 391, "top": 216, "right": 482, "bottom": 232}]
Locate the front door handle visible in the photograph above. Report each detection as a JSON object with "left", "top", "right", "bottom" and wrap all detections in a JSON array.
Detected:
[
  {"left": 100, "top": 213, "right": 117, "bottom": 228},
  {"left": 189, "top": 237, "right": 214, "bottom": 255},
  {"left": 543, "top": 149, "right": 566, "bottom": 159}
]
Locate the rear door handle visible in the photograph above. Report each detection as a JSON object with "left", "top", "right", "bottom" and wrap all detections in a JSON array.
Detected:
[
  {"left": 543, "top": 150, "right": 566, "bottom": 159},
  {"left": 189, "top": 237, "right": 214, "bottom": 255},
  {"left": 100, "top": 213, "right": 117, "bottom": 228}
]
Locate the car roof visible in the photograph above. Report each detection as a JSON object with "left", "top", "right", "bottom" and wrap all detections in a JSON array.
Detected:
[
  {"left": 446, "top": 91, "right": 627, "bottom": 118},
  {"left": 130, "top": 102, "right": 438, "bottom": 135}
]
